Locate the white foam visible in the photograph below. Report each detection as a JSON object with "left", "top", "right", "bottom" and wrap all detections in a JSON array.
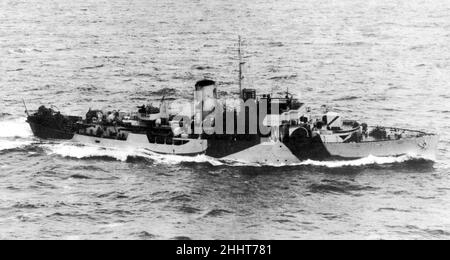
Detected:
[
  {"left": 141, "top": 150, "right": 224, "bottom": 166},
  {"left": 297, "top": 154, "right": 416, "bottom": 168},
  {"left": 44, "top": 142, "right": 137, "bottom": 162},
  {"left": 135, "top": 150, "right": 426, "bottom": 168},
  {"left": 222, "top": 154, "right": 427, "bottom": 168},
  {"left": 42, "top": 140, "right": 429, "bottom": 168},
  {"left": 44, "top": 141, "right": 225, "bottom": 165},
  {"left": 0, "top": 118, "right": 32, "bottom": 138},
  {"left": 0, "top": 139, "right": 33, "bottom": 151},
  {"left": 0, "top": 117, "right": 34, "bottom": 151}
]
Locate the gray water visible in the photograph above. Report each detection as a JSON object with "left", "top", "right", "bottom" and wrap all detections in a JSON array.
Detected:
[{"left": 0, "top": 0, "right": 449, "bottom": 239}]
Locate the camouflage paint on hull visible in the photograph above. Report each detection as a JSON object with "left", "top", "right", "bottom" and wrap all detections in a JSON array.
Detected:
[{"left": 323, "top": 134, "right": 438, "bottom": 160}]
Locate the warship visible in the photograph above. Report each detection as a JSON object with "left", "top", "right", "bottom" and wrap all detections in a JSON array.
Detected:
[
  {"left": 25, "top": 40, "right": 438, "bottom": 164},
  {"left": 26, "top": 81, "right": 438, "bottom": 164}
]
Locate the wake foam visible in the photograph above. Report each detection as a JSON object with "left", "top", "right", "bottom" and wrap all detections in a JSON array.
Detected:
[
  {"left": 44, "top": 142, "right": 138, "bottom": 162},
  {"left": 44, "top": 142, "right": 225, "bottom": 166},
  {"left": 220, "top": 154, "right": 428, "bottom": 168},
  {"left": 296, "top": 154, "right": 420, "bottom": 168},
  {"left": 0, "top": 117, "right": 34, "bottom": 151},
  {"left": 140, "top": 150, "right": 224, "bottom": 166},
  {"left": 42, "top": 140, "right": 430, "bottom": 168},
  {"left": 0, "top": 118, "right": 32, "bottom": 138},
  {"left": 0, "top": 140, "right": 33, "bottom": 151}
]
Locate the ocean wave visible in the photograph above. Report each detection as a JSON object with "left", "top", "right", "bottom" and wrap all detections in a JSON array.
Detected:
[
  {"left": 0, "top": 113, "right": 12, "bottom": 118},
  {"left": 13, "top": 202, "right": 46, "bottom": 209},
  {"left": 308, "top": 179, "right": 377, "bottom": 195},
  {"left": 80, "top": 64, "right": 105, "bottom": 70},
  {"left": 177, "top": 205, "right": 202, "bottom": 214},
  {"left": 169, "top": 193, "right": 193, "bottom": 203},
  {"left": 131, "top": 231, "right": 157, "bottom": 240},
  {"left": 203, "top": 209, "right": 233, "bottom": 218},
  {"left": 172, "top": 236, "right": 192, "bottom": 240},
  {"left": 333, "top": 96, "right": 360, "bottom": 101},
  {"left": 376, "top": 207, "right": 411, "bottom": 213},
  {"left": 47, "top": 212, "right": 97, "bottom": 221},
  {"left": 69, "top": 174, "right": 92, "bottom": 180}
]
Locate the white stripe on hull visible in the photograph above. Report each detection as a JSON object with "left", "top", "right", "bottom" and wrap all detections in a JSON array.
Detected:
[
  {"left": 323, "top": 135, "right": 438, "bottom": 159},
  {"left": 72, "top": 134, "right": 208, "bottom": 155}
]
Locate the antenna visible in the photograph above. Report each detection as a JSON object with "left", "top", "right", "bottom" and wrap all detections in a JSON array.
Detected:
[
  {"left": 238, "top": 36, "right": 243, "bottom": 98},
  {"left": 22, "top": 99, "right": 29, "bottom": 116}
]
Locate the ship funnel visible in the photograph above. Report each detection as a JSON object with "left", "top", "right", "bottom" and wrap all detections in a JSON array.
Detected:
[
  {"left": 195, "top": 79, "right": 216, "bottom": 91},
  {"left": 194, "top": 79, "right": 217, "bottom": 114},
  {"left": 194, "top": 80, "right": 217, "bottom": 134}
]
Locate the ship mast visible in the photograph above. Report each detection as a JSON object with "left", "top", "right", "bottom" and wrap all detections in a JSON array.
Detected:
[{"left": 238, "top": 36, "right": 243, "bottom": 98}]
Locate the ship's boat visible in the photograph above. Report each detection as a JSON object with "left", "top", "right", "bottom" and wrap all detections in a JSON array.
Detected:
[{"left": 27, "top": 106, "right": 81, "bottom": 139}]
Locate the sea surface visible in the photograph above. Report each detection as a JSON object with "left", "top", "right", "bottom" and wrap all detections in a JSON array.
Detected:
[{"left": 1, "top": 0, "right": 450, "bottom": 239}]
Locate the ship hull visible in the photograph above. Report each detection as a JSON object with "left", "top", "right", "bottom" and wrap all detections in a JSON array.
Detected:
[
  {"left": 67, "top": 132, "right": 438, "bottom": 164},
  {"left": 28, "top": 122, "right": 75, "bottom": 140},
  {"left": 322, "top": 134, "right": 439, "bottom": 160},
  {"left": 220, "top": 135, "right": 438, "bottom": 164}
]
